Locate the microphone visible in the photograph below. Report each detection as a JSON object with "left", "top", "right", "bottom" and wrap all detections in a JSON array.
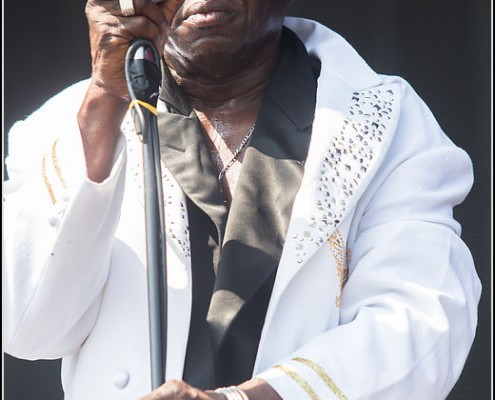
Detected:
[
  {"left": 125, "top": 39, "right": 168, "bottom": 389},
  {"left": 125, "top": 39, "right": 161, "bottom": 134}
]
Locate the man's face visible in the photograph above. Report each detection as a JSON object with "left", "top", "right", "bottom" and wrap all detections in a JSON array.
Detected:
[{"left": 159, "top": 0, "right": 287, "bottom": 74}]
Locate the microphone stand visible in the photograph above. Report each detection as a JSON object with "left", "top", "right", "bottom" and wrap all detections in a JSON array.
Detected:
[{"left": 125, "top": 39, "right": 167, "bottom": 389}]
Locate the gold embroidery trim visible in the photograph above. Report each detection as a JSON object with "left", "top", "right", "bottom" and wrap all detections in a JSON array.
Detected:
[
  {"left": 51, "top": 139, "right": 66, "bottom": 189},
  {"left": 275, "top": 365, "right": 320, "bottom": 400},
  {"left": 293, "top": 358, "right": 348, "bottom": 400},
  {"left": 328, "top": 229, "right": 349, "bottom": 307},
  {"left": 42, "top": 155, "right": 56, "bottom": 205}
]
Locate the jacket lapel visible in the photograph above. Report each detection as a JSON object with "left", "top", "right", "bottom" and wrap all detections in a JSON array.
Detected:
[
  {"left": 253, "top": 21, "right": 403, "bottom": 348},
  {"left": 161, "top": 166, "right": 194, "bottom": 381},
  {"left": 257, "top": 82, "right": 402, "bottom": 364}
]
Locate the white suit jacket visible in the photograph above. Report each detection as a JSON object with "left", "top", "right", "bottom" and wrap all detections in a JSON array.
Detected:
[{"left": 4, "top": 17, "right": 481, "bottom": 400}]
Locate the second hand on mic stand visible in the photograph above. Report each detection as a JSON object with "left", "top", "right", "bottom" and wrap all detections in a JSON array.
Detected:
[{"left": 125, "top": 39, "right": 167, "bottom": 390}]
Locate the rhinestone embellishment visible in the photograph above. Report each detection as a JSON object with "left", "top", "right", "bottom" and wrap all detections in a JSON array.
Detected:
[
  {"left": 124, "top": 115, "right": 191, "bottom": 260},
  {"left": 163, "top": 168, "right": 191, "bottom": 259},
  {"left": 294, "top": 88, "right": 395, "bottom": 264}
]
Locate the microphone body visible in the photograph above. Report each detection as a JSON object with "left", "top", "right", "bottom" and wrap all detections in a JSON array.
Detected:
[{"left": 125, "top": 39, "right": 168, "bottom": 390}]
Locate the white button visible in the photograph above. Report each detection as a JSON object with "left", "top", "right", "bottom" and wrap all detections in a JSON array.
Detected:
[
  {"left": 113, "top": 370, "right": 130, "bottom": 389},
  {"left": 48, "top": 215, "right": 59, "bottom": 227}
]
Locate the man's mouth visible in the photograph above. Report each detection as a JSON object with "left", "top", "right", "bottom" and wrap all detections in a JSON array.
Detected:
[
  {"left": 185, "top": 10, "right": 230, "bottom": 26},
  {"left": 182, "top": 1, "right": 234, "bottom": 28}
]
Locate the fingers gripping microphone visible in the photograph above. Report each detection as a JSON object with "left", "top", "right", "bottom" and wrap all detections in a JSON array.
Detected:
[{"left": 125, "top": 40, "right": 168, "bottom": 389}]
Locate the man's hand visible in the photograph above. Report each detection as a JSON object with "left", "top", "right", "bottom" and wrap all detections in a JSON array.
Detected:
[
  {"left": 78, "top": 0, "right": 181, "bottom": 182},
  {"left": 138, "top": 380, "right": 225, "bottom": 400},
  {"left": 138, "top": 378, "right": 283, "bottom": 400},
  {"left": 85, "top": 0, "right": 171, "bottom": 100}
]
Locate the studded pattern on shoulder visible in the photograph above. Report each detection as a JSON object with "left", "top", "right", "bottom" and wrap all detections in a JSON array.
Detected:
[{"left": 293, "top": 87, "right": 396, "bottom": 265}]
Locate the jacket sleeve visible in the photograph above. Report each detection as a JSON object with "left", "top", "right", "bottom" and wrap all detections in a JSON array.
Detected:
[
  {"left": 3, "top": 80, "right": 128, "bottom": 360},
  {"left": 257, "top": 81, "right": 482, "bottom": 399}
]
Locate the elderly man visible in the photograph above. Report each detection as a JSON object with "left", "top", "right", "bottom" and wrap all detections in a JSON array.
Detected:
[{"left": 4, "top": 0, "right": 480, "bottom": 399}]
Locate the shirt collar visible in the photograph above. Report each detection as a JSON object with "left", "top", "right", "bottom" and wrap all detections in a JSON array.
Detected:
[{"left": 266, "top": 27, "right": 320, "bottom": 131}]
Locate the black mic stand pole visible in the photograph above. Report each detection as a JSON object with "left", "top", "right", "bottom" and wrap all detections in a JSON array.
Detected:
[{"left": 125, "top": 39, "right": 167, "bottom": 389}]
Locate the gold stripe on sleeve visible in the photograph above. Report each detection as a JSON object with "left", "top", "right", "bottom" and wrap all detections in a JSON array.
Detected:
[
  {"left": 274, "top": 365, "right": 320, "bottom": 400},
  {"left": 293, "top": 358, "right": 348, "bottom": 400},
  {"left": 42, "top": 155, "right": 56, "bottom": 205},
  {"left": 51, "top": 139, "right": 67, "bottom": 189}
]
